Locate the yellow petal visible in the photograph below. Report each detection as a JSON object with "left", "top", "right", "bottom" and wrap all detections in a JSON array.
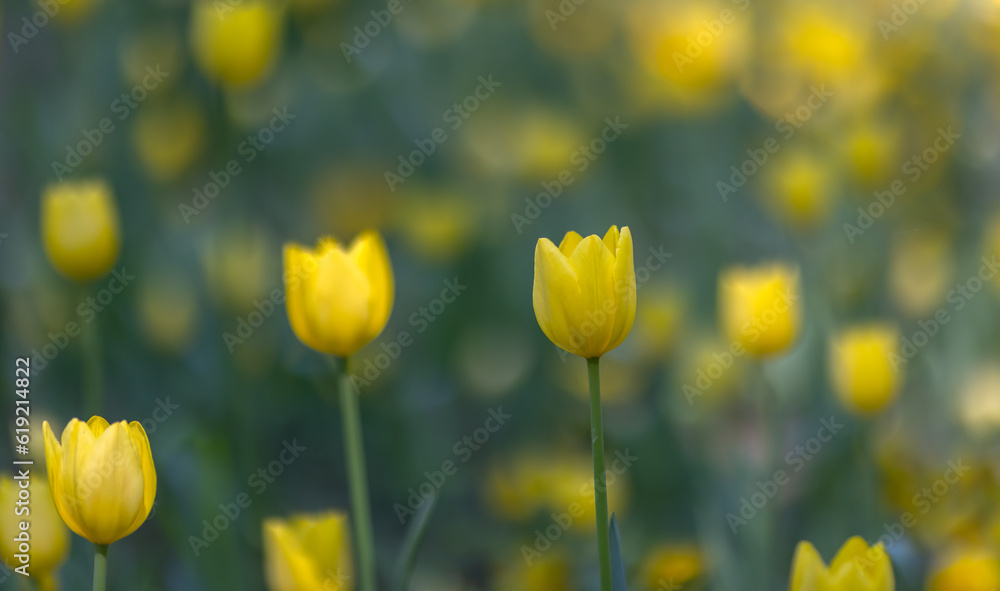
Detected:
[
  {"left": 533, "top": 238, "right": 582, "bottom": 355},
  {"left": 602, "top": 225, "right": 619, "bottom": 254},
  {"left": 558, "top": 231, "right": 584, "bottom": 256},
  {"left": 74, "top": 422, "right": 145, "bottom": 544},
  {"left": 605, "top": 226, "right": 636, "bottom": 353},
  {"left": 567, "top": 234, "right": 617, "bottom": 358},
  {"left": 120, "top": 422, "right": 157, "bottom": 538},
  {"left": 284, "top": 243, "right": 330, "bottom": 354},
  {"left": 87, "top": 415, "right": 110, "bottom": 437},
  {"left": 41, "top": 180, "right": 121, "bottom": 282},
  {"left": 307, "top": 244, "right": 371, "bottom": 355},
  {"left": 790, "top": 541, "right": 828, "bottom": 591},
  {"left": 349, "top": 230, "right": 394, "bottom": 343},
  {"left": 51, "top": 420, "right": 91, "bottom": 540},
  {"left": 264, "top": 519, "right": 324, "bottom": 590}
]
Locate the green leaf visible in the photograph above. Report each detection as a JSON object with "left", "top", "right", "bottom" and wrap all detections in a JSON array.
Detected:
[
  {"left": 609, "top": 513, "right": 628, "bottom": 591},
  {"left": 394, "top": 492, "right": 439, "bottom": 591}
]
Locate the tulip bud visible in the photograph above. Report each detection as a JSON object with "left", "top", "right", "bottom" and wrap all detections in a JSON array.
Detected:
[
  {"left": 718, "top": 263, "right": 800, "bottom": 357},
  {"left": 0, "top": 476, "right": 68, "bottom": 575},
  {"left": 263, "top": 511, "right": 353, "bottom": 591},
  {"left": 41, "top": 180, "right": 121, "bottom": 282},
  {"left": 190, "top": 0, "right": 283, "bottom": 88},
  {"left": 42, "top": 417, "right": 156, "bottom": 546},
  {"left": 283, "top": 231, "right": 394, "bottom": 357},
  {"left": 790, "top": 537, "right": 894, "bottom": 591},
  {"left": 829, "top": 324, "right": 902, "bottom": 416},
  {"left": 532, "top": 226, "right": 636, "bottom": 359}
]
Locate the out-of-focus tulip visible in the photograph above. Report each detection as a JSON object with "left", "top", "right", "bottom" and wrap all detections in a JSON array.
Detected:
[
  {"left": 395, "top": 193, "right": 477, "bottom": 263},
  {"left": 283, "top": 231, "right": 394, "bottom": 357},
  {"left": 959, "top": 366, "right": 1000, "bottom": 436},
  {"left": 42, "top": 417, "right": 156, "bottom": 545},
  {"left": 133, "top": 96, "right": 205, "bottom": 182},
  {"left": 890, "top": 231, "right": 952, "bottom": 317},
  {"left": 842, "top": 121, "right": 901, "bottom": 188},
  {"left": 718, "top": 263, "right": 800, "bottom": 357},
  {"left": 0, "top": 477, "right": 69, "bottom": 577},
  {"left": 640, "top": 544, "right": 704, "bottom": 589},
  {"left": 790, "top": 537, "right": 894, "bottom": 591},
  {"left": 675, "top": 335, "right": 744, "bottom": 410},
  {"left": 41, "top": 180, "right": 121, "bottom": 282},
  {"left": 494, "top": 551, "right": 571, "bottom": 591},
  {"left": 762, "top": 152, "right": 836, "bottom": 231},
  {"left": 829, "top": 324, "right": 902, "bottom": 416},
  {"left": 263, "top": 511, "right": 353, "bottom": 591},
  {"left": 202, "top": 223, "right": 277, "bottom": 313},
  {"left": 137, "top": 270, "right": 199, "bottom": 354},
  {"left": 191, "top": 0, "right": 283, "bottom": 88},
  {"left": 634, "top": 283, "right": 685, "bottom": 360},
  {"left": 533, "top": 226, "right": 636, "bottom": 359},
  {"left": 927, "top": 547, "right": 1000, "bottom": 591}
]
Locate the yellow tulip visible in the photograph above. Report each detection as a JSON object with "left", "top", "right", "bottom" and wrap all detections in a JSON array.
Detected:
[
  {"left": 191, "top": 0, "right": 283, "bottom": 88},
  {"left": 42, "top": 417, "right": 156, "bottom": 546},
  {"left": 829, "top": 324, "right": 902, "bottom": 416},
  {"left": 263, "top": 511, "right": 353, "bottom": 591},
  {"left": 283, "top": 231, "right": 394, "bottom": 357},
  {"left": 790, "top": 537, "right": 894, "bottom": 591},
  {"left": 0, "top": 476, "right": 69, "bottom": 576},
  {"left": 718, "top": 263, "right": 800, "bottom": 357},
  {"left": 640, "top": 543, "right": 704, "bottom": 589},
  {"left": 927, "top": 548, "right": 1000, "bottom": 591},
  {"left": 533, "top": 226, "right": 636, "bottom": 359},
  {"left": 41, "top": 180, "right": 120, "bottom": 282}
]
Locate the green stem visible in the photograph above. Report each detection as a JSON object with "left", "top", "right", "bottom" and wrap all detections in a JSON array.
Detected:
[
  {"left": 339, "top": 356, "right": 377, "bottom": 591},
  {"left": 92, "top": 544, "right": 108, "bottom": 591},
  {"left": 80, "top": 286, "right": 103, "bottom": 415},
  {"left": 587, "top": 357, "right": 612, "bottom": 591}
]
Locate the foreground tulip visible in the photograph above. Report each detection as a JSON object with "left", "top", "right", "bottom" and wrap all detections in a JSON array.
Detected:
[
  {"left": 41, "top": 179, "right": 120, "bottom": 282},
  {"left": 789, "top": 537, "right": 893, "bottom": 591},
  {"left": 532, "top": 226, "right": 636, "bottom": 591},
  {"left": 0, "top": 476, "right": 68, "bottom": 589},
  {"left": 533, "top": 226, "right": 636, "bottom": 359},
  {"left": 264, "top": 511, "right": 353, "bottom": 591},
  {"left": 43, "top": 417, "right": 156, "bottom": 591},
  {"left": 718, "top": 263, "right": 800, "bottom": 357},
  {"left": 829, "top": 324, "right": 902, "bottom": 416},
  {"left": 927, "top": 547, "right": 1000, "bottom": 591},
  {"left": 284, "top": 231, "right": 394, "bottom": 358},
  {"left": 190, "top": 0, "right": 283, "bottom": 88}
]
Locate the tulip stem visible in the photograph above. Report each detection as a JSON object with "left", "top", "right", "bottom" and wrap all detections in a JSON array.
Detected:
[
  {"left": 92, "top": 544, "right": 108, "bottom": 591},
  {"left": 339, "top": 357, "right": 377, "bottom": 591},
  {"left": 80, "top": 286, "right": 103, "bottom": 415},
  {"left": 587, "top": 357, "right": 612, "bottom": 591}
]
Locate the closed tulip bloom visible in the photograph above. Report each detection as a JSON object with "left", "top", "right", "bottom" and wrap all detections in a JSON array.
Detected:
[
  {"left": 264, "top": 511, "right": 353, "bottom": 591},
  {"left": 718, "top": 263, "right": 800, "bottom": 357},
  {"left": 42, "top": 417, "right": 156, "bottom": 546},
  {"left": 927, "top": 548, "right": 1000, "bottom": 591},
  {"left": 533, "top": 226, "right": 636, "bottom": 359},
  {"left": 0, "top": 477, "right": 68, "bottom": 575},
  {"left": 790, "top": 537, "right": 894, "bottom": 591},
  {"left": 829, "top": 324, "right": 902, "bottom": 416},
  {"left": 284, "top": 231, "right": 394, "bottom": 357},
  {"left": 191, "top": 0, "right": 283, "bottom": 88},
  {"left": 41, "top": 180, "right": 120, "bottom": 282}
]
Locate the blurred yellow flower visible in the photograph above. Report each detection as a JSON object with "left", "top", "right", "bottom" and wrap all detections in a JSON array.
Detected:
[
  {"left": 202, "top": 223, "right": 277, "bottom": 313},
  {"left": 790, "top": 537, "right": 894, "bottom": 591},
  {"left": 395, "top": 193, "right": 478, "bottom": 263},
  {"left": 842, "top": 121, "right": 902, "bottom": 188},
  {"left": 133, "top": 96, "right": 205, "bottom": 182},
  {"left": 191, "top": 0, "right": 283, "bottom": 88},
  {"left": 718, "top": 263, "right": 800, "bottom": 357},
  {"left": 533, "top": 226, "right": 636, "bottom": 359},
  {"left": 763, "top": 151, "right": 836, "bottom": 231},
  {"left": 958, "top": 365, "right": 1000, "bottom": 436},
  {"left": 284, "top": 231, "right": 394, "bottom": 357},
  {"left": 829, "top": 324, "right": 902, "bottom": 416},
  {"left": 0, "top": 476, "right": 68, "bottom": 578},
  {"left": 137, "top": 270, "right": 199, "bottom": 354},
  {"left": 777, "top": 6, "right": 869, "bottom": 84},
  {"left": 263, "top": 511, "right": 353, "bottom": 591},
  {"left": 639, "top": 543, "right": 704, "bottom": 589},
  {"left": 634, "top": 283, "right": 685, "bottom": 359},
  {"left": 41, "top": 179, "right": 121, "bottom": 282},
  {"left": 494, "top": 551, "right": 571, "bottom": 591},
  {"left": 889, "top": 231, "right": 952, "bottom": 318},
  {"left": 927, "top": 547, "right": 1000, "bottom": 591},
  {"left": 42, "top": 417, "right": 157, "bottom": 546}
]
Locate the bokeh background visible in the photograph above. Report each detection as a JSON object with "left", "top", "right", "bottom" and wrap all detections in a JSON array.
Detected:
[{"left": 4, "top": 0, "right": 1000, "bottom": 588}]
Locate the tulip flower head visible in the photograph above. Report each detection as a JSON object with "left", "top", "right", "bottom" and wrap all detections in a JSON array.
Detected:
[
  {"left": 532, "top": 226, "right": 636, "bottom": 359},
  {"left": 191, "top": 0, "right": 283, "bottom": 88},
  {"left": 718, "top": 263, "right": 800, "bottom": 357},
  {"left": 42, "top": 417, "right": 156, "bottom": 546},
  {"left": 283, "top": 231, "right": 394, "bottom": 358},
  {"left": 789, "top": 537, "right": 894, "bottom": 591},
  {"left": 264, "top": 511, "right": 353, "bottom": 591},
  {"left": 41, "top": 179, "right": 121, "bottom": 282},
  {"left": 829, "top": 324, "right": 902, "bottom": 416},
  {"left": 927, "top": 547, "right": 1000, "bottom": 591}
]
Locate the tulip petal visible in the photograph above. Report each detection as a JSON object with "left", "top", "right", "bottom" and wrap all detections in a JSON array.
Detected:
[
  {"left": 264, "top": 519, "right": 324, "bottom": 590},
  {"left": 605, "top": 226, "right": 636, "bottom": 353},
  {"left": 74, "top": 422, "right": 145, "bottom": 544},
  {"left": 284, "top": 243, "right": 330, "bottom": 353},
  {"left": 602, "top": 225, "right": 619, "bottom": 254},
  {"left": 558, "top": 231, "right": 584, "bottom": 256},
  {"left": 43, "top": 421, "right": 87, "bottom": 540},
  {"left": 53, "top": 420, "right": 92, "bottom": 540},
  {"left": 567, "top": 235, "right": 617, "bottom": 357},
  {"left": 307, "top": 244, "right": 371, "bottom": 355},
  {"left": 790, "top": 541, "right": 827, "bottom": 591},
  {"left": 533, "top": 238, "right": 582, "bottom": 355},
  {"left": 120, "top": 422, "right": 157, "bottom": 538},
  {"left": 349, "top": 230, "right": 394, "bottom": 343},
  {"left": 87, "top": 416, "right": 110, "bottom": 437}
]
